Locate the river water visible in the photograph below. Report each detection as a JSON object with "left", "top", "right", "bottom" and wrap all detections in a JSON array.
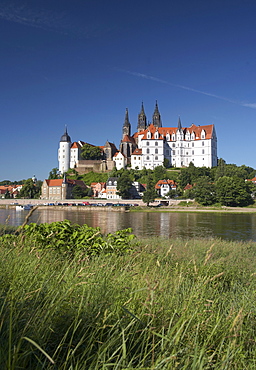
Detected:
[{"left": 1, "top": 207, "right": 256, "bottom": 242}]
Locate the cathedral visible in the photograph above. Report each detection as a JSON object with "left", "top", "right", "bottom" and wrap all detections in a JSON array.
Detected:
[{"left": 58, "top": 102, "right": 217, "bottom": 174}]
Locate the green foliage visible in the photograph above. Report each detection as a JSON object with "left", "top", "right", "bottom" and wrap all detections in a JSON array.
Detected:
[
  {"left": 81, "top": 171, "right": 108, "bottom": 186},
  {"left": 142, "top": 174, "right": 157, "bottom": 206},
  {"left": 179, "top": 162, "right": 213, "bottom": 188},
  {"left": 116, "top": 170, "right": 133, "bottom": 199},
  {"left": 216, "top": 176, "right": 253, "bottom": 207},
  {"left": 17, "top": 178, "right": 42, "bottom": 199},
  {"left": 4, "top": 189, "right": 11, "bottom": 199},
  {"left": 1, "top": 236, "right": 256, "bottom": 368},
  {"left": 48, "top": 167, "right": 60, "bottom": 179},
  {"left": 215, "top": 159, "right": 255, "bottom": 181},
  {"left": 22, "top": 220, "right": 136, "bottom": 257},
  {"left": 193, "top": 176, "right": 216, "bottom": 205},
  {"left": 81, "top": 144, "right": 103, "bottom": 160},
  {"left": 71, "top": 184, "right": 88, "bottom": 199}
]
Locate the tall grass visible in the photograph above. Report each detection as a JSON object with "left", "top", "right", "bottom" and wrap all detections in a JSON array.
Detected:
[{"left": 1, "top": 233, "right": 256, "bottom": 369}]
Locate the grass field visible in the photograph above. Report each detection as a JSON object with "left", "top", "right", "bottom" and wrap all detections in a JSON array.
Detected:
[{"left": 1, "top": 224, "right": 256, "bottom": 369}]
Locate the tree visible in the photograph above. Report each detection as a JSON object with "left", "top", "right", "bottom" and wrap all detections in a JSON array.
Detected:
[
  {"left": 116, "top": 171, "right": 133, "bottom": 199},
  {"left": 81, "top": 144, "right": 102, "bottom": 160},
  {"left": 4, "top": 189, "right": 12, "bottom": 199},
  {"left": 192, "top": 176, "right": 216, "bottom": 206},
  {"left": 153, "top": 166, "right": 167, "bottom": 183},
  {"left": 48, "top": 168, "right": 60, "bottom": 179},
  {"left": 72, "top": 185, "right": 87, "bottom": 199},
  {"left": 142, "top": 175, "right": 157, "bottom": 206},
  {"left": 18, "top": 178, "right": 42, "bottom": 199},
  {"left": 215, "top": 176, "right": 253, "bottom": 207}
]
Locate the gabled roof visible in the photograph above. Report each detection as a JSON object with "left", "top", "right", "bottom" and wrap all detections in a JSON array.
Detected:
[
  {"left": 155, "top": 179, "right": 177, "bottom": 189},
  {"left": 132, "top": 148, "right": 142, "bottom": 155},
  {"left": 134, "top": 123, "right": 214, "bottom": 141},
  {"left": 121, "top": 135, "right": 136, "bottom": 144},
  {"left": 44, "top": 179, "right": 86, "bottom": 187}
]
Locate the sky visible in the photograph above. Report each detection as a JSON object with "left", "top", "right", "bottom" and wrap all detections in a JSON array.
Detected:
[{"left": 1, "top": 0, "right": 256, "bottom": 181}]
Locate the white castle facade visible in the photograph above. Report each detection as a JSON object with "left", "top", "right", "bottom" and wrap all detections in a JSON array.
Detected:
[{"left": 58, "top": 102, "right": 217, "bottom": 174}]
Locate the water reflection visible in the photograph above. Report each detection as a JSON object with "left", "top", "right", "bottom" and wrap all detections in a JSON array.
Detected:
[{"left": 1, "top": 208, "right": 256, "bottom": 242}]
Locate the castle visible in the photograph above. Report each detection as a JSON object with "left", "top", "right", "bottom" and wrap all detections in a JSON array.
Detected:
[{"left": 58, "top": 102, "right": 217, "bottom": 174}]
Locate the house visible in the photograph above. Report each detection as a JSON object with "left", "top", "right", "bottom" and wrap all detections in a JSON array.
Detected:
[
  {"left": 105, "top": 177, "right": 121, "bottom": 200},
  {"left": 41, "top": 178, "right": 87, "bottom": 200},
  {"left": 90, "top": 182, "right": 106, "bottom": 198},
  {"left": 155, "top": 179, "right": 177, "bottom": 198}
]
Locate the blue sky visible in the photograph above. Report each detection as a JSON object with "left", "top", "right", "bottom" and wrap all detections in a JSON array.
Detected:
[{"left": 1, "top": 0, "right": 256, "bottom": 181}]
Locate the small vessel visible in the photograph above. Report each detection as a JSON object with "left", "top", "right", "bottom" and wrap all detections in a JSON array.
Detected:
[{"left": 16, "top": 204, "right": 33, "bottom": 211}]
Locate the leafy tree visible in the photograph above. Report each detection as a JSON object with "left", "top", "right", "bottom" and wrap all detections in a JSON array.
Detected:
[
  {"left": 163, "top": 158, "right": 170, "bottom": 168},
  {"left": 153, "top": 166, "right": 167, "bottom": 183},
  {"left": 4, "top": 189, "right": 12, "bottom": 199},
  {"left": 48, "top": 168, "right": 60, "bottom": 179},
  {"left": 81, "top": 144, "right": 102, "bottom": 160},
  {"left": 142, "top": 175, "right": 157, "bottom": 206},
  {"left": 192, "top": 176, "right": 216, "bottom": 206},
  {"left": 18, "top": 178, "right": 42, "bottom": 199},
  {"left": 117, "top": 171, "right": 133, "bottom": 199},
  {"left": 72, "top": 184, "right": 87, "bottom": 199},
  {"left": 215, "top": 176, "right": 253, "bottom": 207}
]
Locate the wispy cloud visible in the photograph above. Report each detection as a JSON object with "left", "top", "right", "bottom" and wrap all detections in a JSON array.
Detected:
[
  {"left": 0, "top": 1, "right": 104, "bottom": 38},
  {"left": 119, "top": 69, "right": 256, "bottom": 109}
]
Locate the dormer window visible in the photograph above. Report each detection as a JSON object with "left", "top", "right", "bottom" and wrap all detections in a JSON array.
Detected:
[
  {"left": 155, "top": 131, "right": 159, "bottom": 139},
  {"left": 147, "top": 132, "right": 151, "bottom": 139},
  {"left": 201, "top": 130, "right": 206, "bottom": 139},
  {"left": 166, "top": 133, "right": 170, "bottom": 141},
  {"left": 172, "top": 134, "right": 176, "bottom": 141}
]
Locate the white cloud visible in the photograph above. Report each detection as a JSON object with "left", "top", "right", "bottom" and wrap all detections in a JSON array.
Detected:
[{"left": 120, "top": 69, "right": 256, "bottom": 110}]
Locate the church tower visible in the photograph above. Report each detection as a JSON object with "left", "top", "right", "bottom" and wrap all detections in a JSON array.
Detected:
[
  {"left": 152, "top": 101, "right": 162, "bottom": 128},
  {"left": 58, "top": 127, "right": 71, "bottom": 174},
  {"left": 137, "top": 102, "right": 147, "bottom": 132},
  {"left": 122, "top": 108, "right": 131, "bottom": 138}
]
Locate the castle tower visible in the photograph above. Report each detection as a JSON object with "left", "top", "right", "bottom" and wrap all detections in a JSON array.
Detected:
[
  {"left": 152, "top": 101, "right": 162, "bottom": 128},
  {"left": 58, "top": 127, "right": 71, "bottom": 174},
  {"left": 122, "top": 108, "right": 131, "bottom": 138},
  {"left": 137, "top": 102, "right": 147, "bottom": 132}
]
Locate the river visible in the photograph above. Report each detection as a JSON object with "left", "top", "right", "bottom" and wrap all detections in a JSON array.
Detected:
[{"left": 1, "top": 207, "right": 256, "bottom": 242}]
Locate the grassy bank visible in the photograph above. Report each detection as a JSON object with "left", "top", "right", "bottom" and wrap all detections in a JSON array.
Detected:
[{"left": 1, "top": 226, "right": 256, "bottom": 369}]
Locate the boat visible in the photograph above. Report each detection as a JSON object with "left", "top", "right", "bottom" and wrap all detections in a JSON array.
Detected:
[{"left": 16, "top": 204, "right": 33, "bottom": 211}]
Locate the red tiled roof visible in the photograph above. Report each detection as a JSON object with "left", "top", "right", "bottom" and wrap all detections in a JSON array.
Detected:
[
  {"left": 132, "top": 148, "right": 142, "bottom": 155},
  {"left": 133, "top": 123, "right": 214, "bottom": 141},
  {"left": 155, "top": 179, "right": 177, "bottom": 189}
]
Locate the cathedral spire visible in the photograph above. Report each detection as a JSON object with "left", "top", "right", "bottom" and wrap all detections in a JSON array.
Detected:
[
  {"left": 178, "top": 116, "right": 182, "bottom": 130},
  {"left": 122, "top": 108, "right": 131, "bottom": 137},
  {"left": 137, "top": 102, "right": 147, "bottom": 132},
  {"left": 152, "top": 100, "right": 162, "bottom": 128}
]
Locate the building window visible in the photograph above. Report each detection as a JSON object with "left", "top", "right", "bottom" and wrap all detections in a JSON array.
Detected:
[
  {"left": 192, "top": 142, "right": 194, "bottom": 147},
  {"left": 134, "top": 157, "right": 136, "bottom": 160},
  {"left": 202, "top": 149, "right": 204, "bottom": 154},
  {"left": 155, "top": 142, "right": 158, "bottom": 146},
  {"left": 202, "top": 141, "right": 204, "bottom": 146},
  {"left": 147, "top": 141, "right": 149, "bottom": 146},
  {"left": 172, "top": 143, "right": 175, "bottom": 147},
  {"left": 146, "top": 156, "right": 149, "bottom": 160},
  {"left": 192, "top": 150, "right": 194, "bottom": 155},
  {"left": 147, "top": 148, "right": 149, "bottom": 154},
  {"left": 155, "top": 149, "right": 158, "bottom": 154},
  {"left": 173, "top": 150, "right": 175, "bottom": 155},
  {"left": 155, "top": 156, "right": 158, "bottom": 160}
]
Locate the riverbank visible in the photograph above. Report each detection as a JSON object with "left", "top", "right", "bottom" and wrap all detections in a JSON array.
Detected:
[
  {"left": 2, "top": 200, "right": 256, "bottom": 213},
  {"left": 1, "top": 229, "right": 256, "bottom": 368}
]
